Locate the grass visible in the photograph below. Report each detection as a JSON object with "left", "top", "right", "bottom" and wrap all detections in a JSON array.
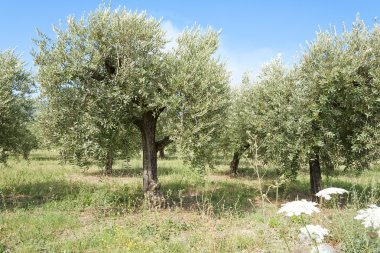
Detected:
[{"left": 0, "top": 150, "right": 379, "bottom": 252}]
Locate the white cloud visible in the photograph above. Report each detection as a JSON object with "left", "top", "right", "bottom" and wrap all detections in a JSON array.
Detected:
[
  {"left": 218, "top": 46, "right": 286, "bottom": 87},
  {"left": 161, "top": 20, "right": 293, "bottom": 87},
  {"left": 161, "top": 20, "right": 181, "bottom": 51}
]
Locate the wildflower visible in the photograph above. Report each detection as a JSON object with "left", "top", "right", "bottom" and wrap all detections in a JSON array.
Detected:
[
  {"left": 315, "top": 187, "right": 348, "bottom": 200},
  {"left": 299, "top": 224, "right": 329, "bottom": 243},
  {"left": 278, "top": 199, "right": 320, "bottom": 216},
  {"left": 311, "top": 243, "right": 336, "bottom": 253},
  {"left": 354, "top": 205, "right": 380, "bottom": 236}
]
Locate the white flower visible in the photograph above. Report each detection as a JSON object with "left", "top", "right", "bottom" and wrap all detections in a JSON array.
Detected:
[
  {"left": 299, "top": 224, "right": 329, "bottom": 243},
  {"left": 315, "top": 187, "right": 348, "bottom": 200},
  {"left": 311, "top": 243, "right": 336, "bottom": 253},
  {"left": 278, "top": 199, "right": 320, "bottom": 216},
  {"left": 354, "top": 205, "right": 380, "bottom": 236}
]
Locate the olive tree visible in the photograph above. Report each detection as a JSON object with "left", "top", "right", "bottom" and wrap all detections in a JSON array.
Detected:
[
  {"left": 0, "top": 50, "right": 37, "bottom": 162},
  {"left": 297, "top": 18, "right": 380, "bottom": 194},
  {"left": 251, "top": 59, "right": 303, "bottom": 177},
  {"left": 223, "top": 74, "right": 252, "bottom": 175},
  {"left": 226, "top": 57, "right": 302, "bottom": 176},
  {"left": 34, "top": 6, "right": 229, "bottom": 197}
]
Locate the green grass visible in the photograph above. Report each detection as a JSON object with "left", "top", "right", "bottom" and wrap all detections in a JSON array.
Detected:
[{"left": 0, "top": 150, "right": 379, "bottom": 252}]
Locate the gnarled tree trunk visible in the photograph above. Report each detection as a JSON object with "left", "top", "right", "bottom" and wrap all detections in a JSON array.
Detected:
[
  {"left": 133, "top": 109, "right": 172, "bottom": 205},
  {"left": 309, "top": 153, "right": 322, "bottom": 199},
  {"left": 134, "top": 110, "right": 162, "bottom": 200}
]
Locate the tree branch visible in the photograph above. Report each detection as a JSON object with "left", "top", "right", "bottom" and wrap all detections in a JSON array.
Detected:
[
  {"left": 238, "top": 143, "right": 250, "bottom": 155},
  {"left": 84, "top": 67, "right": 105, "bottom": 81},
  {"left": 154, "top": 107, "right": 166, "bottom": 119},
  {"left": 156, "top": 136, "right": 172, "bottom": 150},
  {"left": 105, "top": 56, "right": 116, "bottom": 75},
  {"left": 132, "top": 117, "right": 143, "bottom": 130}
]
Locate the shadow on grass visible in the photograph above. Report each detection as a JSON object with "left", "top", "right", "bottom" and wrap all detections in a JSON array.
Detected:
[
  {"left": 214, "top": 166, "right": 282, "bottom": 181},
  {"left": 4, "top": 165, "right": 377, "bottom": 216},
  {"left": 322, "top": 164, "right": 380, "bottom": 178},
  {"left": 0, "top": 179, "right": 144, "bottom": 212},
  {"left": 157, "top": 155, "right": 178, "bottom": 161},
  {"left": 325, "top": 179, "right": 380, "bottom": 207},
  {"left": 271, "top": 178, "right": 380, "bottom": 207},
  {"left": 80, "top": 164, "right": 264, "bottom": 215},
  {"left": 161, "top": 179, "right": 259, "bottom": 215},
  {"left": 0, "top": 174, "right": 274, "bottom": 215},
  {"left": 86, "top": 166, "right": 182, "bottom": 178},
  {"left": 0, "top": 167, "right": 290, "bottom": 215},
  {"left": 272, "top": 179, "right": 311, "bottom": 201},
  {"left": 28, "top": 152, "right": 59, "bottom": 162},
  {"left": 0, "top": 180, "right": 82, "bottom": 210}
]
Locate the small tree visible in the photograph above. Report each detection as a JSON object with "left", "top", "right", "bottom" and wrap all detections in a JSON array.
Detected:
[
  {"left": 0, "top": 50, "right": 37, "bottom": 162},
  {"left": 34, "top": 6, "right": 229, "bottom": 197},
  {"left": 226, "top": 58, "right": 301, "bottom": 176},
  {"left": 224, "top": 74, "right": 252, "bottom": 175}
]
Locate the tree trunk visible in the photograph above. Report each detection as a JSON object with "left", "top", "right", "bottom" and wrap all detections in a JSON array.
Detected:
[
  {"left": 156, "top": 136, "right": 172, "bottom": 160},
  {"left": 135, "top": 111, "right": 160, "bottom": 198},
  {"left": 229, "top": 143, "right": 250, "bottom": 175},
  {"left": 159, "top": 148, "right": 165, "bottom": 159},
  {"left": 104, "top": 151, "right": 113, "bottom": 175},
  {"left": 230, "top": 151, "right": 240, "bottom": 175},
  {"left": 309, "top": 153, "right": 322, "bottom": 199}
]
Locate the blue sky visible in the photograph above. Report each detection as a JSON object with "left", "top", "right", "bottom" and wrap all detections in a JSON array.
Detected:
[{"left": 1, "top": 1, "right": 380, "bottom": 85}]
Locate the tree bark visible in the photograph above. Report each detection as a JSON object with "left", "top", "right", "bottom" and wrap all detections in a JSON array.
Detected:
[
  {"left": 229, "top": 143, "right": 250, "bottom": 175},
  {"left": 156, "top": 136, "right": 172, "bottom": 160},
  {"left": 134, "top": 111, "right": 161, "bottom": 198},
  {"left": 159, "top": 148, "right": 165, "bottom": 159},
  {"left": 104, "top": 151, "right": 113, "bottom": 175},
  {"left": 156, "top": 136, "right": 172, "bottom": 151},
  {"left": 230, "top": 151, "right": 240, "bottom": 175},
  {"left": 309, "top": 153, "right": 322, "bottom": 199}
]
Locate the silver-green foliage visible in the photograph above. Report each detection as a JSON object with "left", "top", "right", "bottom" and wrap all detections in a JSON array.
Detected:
[
  {"left": 225, "top": 57, "right": 302, "bottom": 175},
  {"left": 252, "top": 58, "right": 303, "bottom": 175},
  {"left": 229, "top": 17, "right": 379, "bottom": 178},
  {"left": 297, "top": 17, "right": 380, "bottom": 172},
  {"left": 0, "top": 50, "right": 36, "bottom": 162},
  {"left": 33, "top": 6, "right": 229, "bottom": 169}
]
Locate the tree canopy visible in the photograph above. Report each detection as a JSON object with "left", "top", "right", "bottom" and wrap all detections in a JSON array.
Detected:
[
  {"left": 34, "top": 6, "right": 230, "bottom": 198},
  {"left": 225, "top": 57, "right": 302, "bottom": 176},
  {"left": 0, "top": 50, "right": 37, "bottom": 162},
  {"left": 295, "top": 18, "right": 380, "bottom": 194}
]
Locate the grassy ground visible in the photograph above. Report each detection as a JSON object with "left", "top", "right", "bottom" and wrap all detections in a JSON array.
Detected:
[{"left": 0, "top": 150, "right": 379, "bottom": 252}]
